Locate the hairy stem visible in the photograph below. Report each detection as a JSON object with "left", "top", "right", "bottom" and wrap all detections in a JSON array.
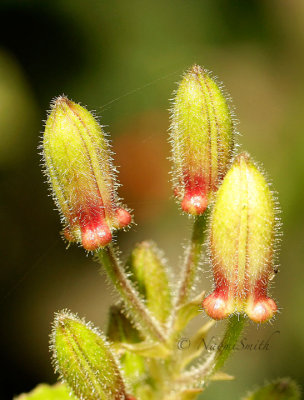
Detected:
[
  {"left": 96, "top": 246, "right": 166, "bottom": 342},
  {"left": 178, "top": 314, "right": 247, "bottom": 384},
  {"left": 176, "top": 213, "right": 208, "bottom": 308},
  {"left": 210, "top": 314, "right": 247, "bottom": 374}
]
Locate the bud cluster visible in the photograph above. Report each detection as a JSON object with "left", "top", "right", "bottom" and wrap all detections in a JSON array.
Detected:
[{"left": 35, "top": 64, "right": 283, "bottom": 400}]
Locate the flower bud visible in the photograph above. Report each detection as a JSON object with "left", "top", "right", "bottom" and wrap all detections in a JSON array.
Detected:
[
  {"left": 51, "top": 310, "right": 127, "bottom": 400},
  {"left": 126, "top": 241, "right": 172, "bottom": 323},
  {"left": 43, "top": 96, "right": 132, "bottom": 251},
  {"left": 170, "top": 65, "right": 234, "bottom": 215},
  {"left": 203, "top": 153, "right": 279, "bottom": 323}
]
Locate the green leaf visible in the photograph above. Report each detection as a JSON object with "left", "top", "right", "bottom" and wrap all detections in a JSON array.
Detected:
[
  {"left": 164, "top": 388, "right": 203, "bottom": 400},
  {"left": 14, "top": 383, "right": 77, "bottom": 400},
  {"left": 178, "top": 320, "right": 215, "bottom": 370},
  {"left": 174, "top": 291, "right": 205, "bottom": 332},
  {"left": 107, "top": 305, "right": 141, "bottom": 344},
  {"left": 243, "top": 378, "right": 301, "bottom": 400},
  {"left": 107, "top": 305, "right": 147, "bottom": 388},
  {"left": 120, "top": 341, "right": 171, "bottom": 359},
  {"left": 210, "top": 371, "right": 234, "bottom": 381}
]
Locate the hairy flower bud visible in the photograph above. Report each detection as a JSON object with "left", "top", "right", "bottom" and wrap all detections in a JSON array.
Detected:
[
  {"left": 43, "top": 96, "right": 132, "bottom": 251},
  {"left": 203, "top": 153, "right": 279, "bottom": 323},
  {"left": 170, "top": 65, "right": 234, "bottom": 215},
  {"left": 51, "top": 310, "right": 127, "bottom": 400},
  {"left": 126, "top": 241, "right": 172, "bottom": 323}
]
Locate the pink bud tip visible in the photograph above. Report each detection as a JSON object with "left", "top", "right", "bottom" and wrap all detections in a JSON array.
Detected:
[
  {"left": 203, "top": 289, "right": 278, "bottom": 323},
  {"left": 181, "top": 193, "right": 208, "bottom": 215},
  {"left": 246, "top": 297, "right": 277, "bottom": 323},
  {"left": 116, "top": 208, "right": 132, "bottom": 228},
  {"left": 202, "top": 286, "right": 233, "bottom": 320},
  {"left": 81, "top": 223, "right": 112, "bottom": 251}
]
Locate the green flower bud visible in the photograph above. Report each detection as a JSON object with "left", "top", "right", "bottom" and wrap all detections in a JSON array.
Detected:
[
  {"left": 170, "top": 65, "right": 234, "bottom": 215},
  {"left": 51, "top": 310, "right": 128, "bottom": 400},
  {"left": 42, "top": 96, "right": 132, "bottom": 251},
  {"left": 127, "top": 241, "right": 172, "bottom": 323},
  {"left": 203, "top": 153, "right": 280, "bottom": 323}
]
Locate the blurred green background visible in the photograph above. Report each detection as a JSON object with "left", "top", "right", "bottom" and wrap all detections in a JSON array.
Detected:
[{"left": 0, "top": 0, "right": 303, "bottom": 398}]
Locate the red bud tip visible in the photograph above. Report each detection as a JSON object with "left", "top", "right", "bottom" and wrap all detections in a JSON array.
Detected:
[
  {"left": 181, "top": 193, "right": 208, "bottom": 215},
  {"left": 203, "top": 290, "right": 278, "bottom": 323},
  {"left": 81, "top": 222, "right": 112, "bottom": 251},
  {"left": 178, "top": 173, "right": 209, "bottom": 215},
  {"left": 247, "top": 298, "right": 277, "bottom": 323},
  {"left": 202, "top": 277, "right": 233, "bottom": 320},
  {"left": 115, "top": 208, "right": 132, "bottom": 228},
  {"left": 246, "top": 279, "right": 278, "bottom": 323}
]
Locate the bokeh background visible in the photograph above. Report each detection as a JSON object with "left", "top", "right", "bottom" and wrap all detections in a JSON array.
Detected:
[{"left": 0, "top": 0, "right": 303, "bottom": 398}]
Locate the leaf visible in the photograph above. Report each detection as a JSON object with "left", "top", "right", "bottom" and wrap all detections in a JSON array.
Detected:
[
  {"left": 243, "top": 378, "right": 301, "bottom": 400},
  {"left": 14, "top": 383, "right": 77, "bottom": 400},
  {"left": 107, "top": 305, "right": 147, "bottom": 388},
  {"left": 179, "top": 389, "right": 204, "bottom": 400},
  {"left": 107, "top": 304, "right": 141, "bottom": 344},
  {"left": 178, "top": 320, "right": 215, "bottom": 370},
  {"left": 174, "top": 291, "right": 205, "bottom": 332},
  {"left": 120, "top": 341, "right": 171, "bottom": 358},
  {"left": 210, "top": 371, "right": 234, "bottom": 381},
  {"left": 164, "top": 388, "right": 203, "bottom": 400}
]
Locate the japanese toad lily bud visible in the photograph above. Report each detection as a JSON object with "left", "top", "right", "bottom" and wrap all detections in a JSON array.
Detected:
[
  {"left": 203, "top": 153, "right": 279, "bottom": 323},
  {"left": 170, "top": 64, "right": 234, "bottom": 215},
  {"left": 43, "top": 96, "right": 132, "bottom": 251},
  {"left": 51, "top": 310, "right": 128, "bottom": 400}
]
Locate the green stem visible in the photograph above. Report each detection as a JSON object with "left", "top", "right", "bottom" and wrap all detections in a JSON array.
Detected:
[
  {"left": 178, "top": 314, "right": 247, "bottom": 383},
  {"left": 176, "top": 213, "right": 208, "bottom": 307},
  {"left": 211, "top": 314, "right": 247, "bottom": 374},
  {"left": 96, "top": 246, "right": 166, "bottom": 342}
]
